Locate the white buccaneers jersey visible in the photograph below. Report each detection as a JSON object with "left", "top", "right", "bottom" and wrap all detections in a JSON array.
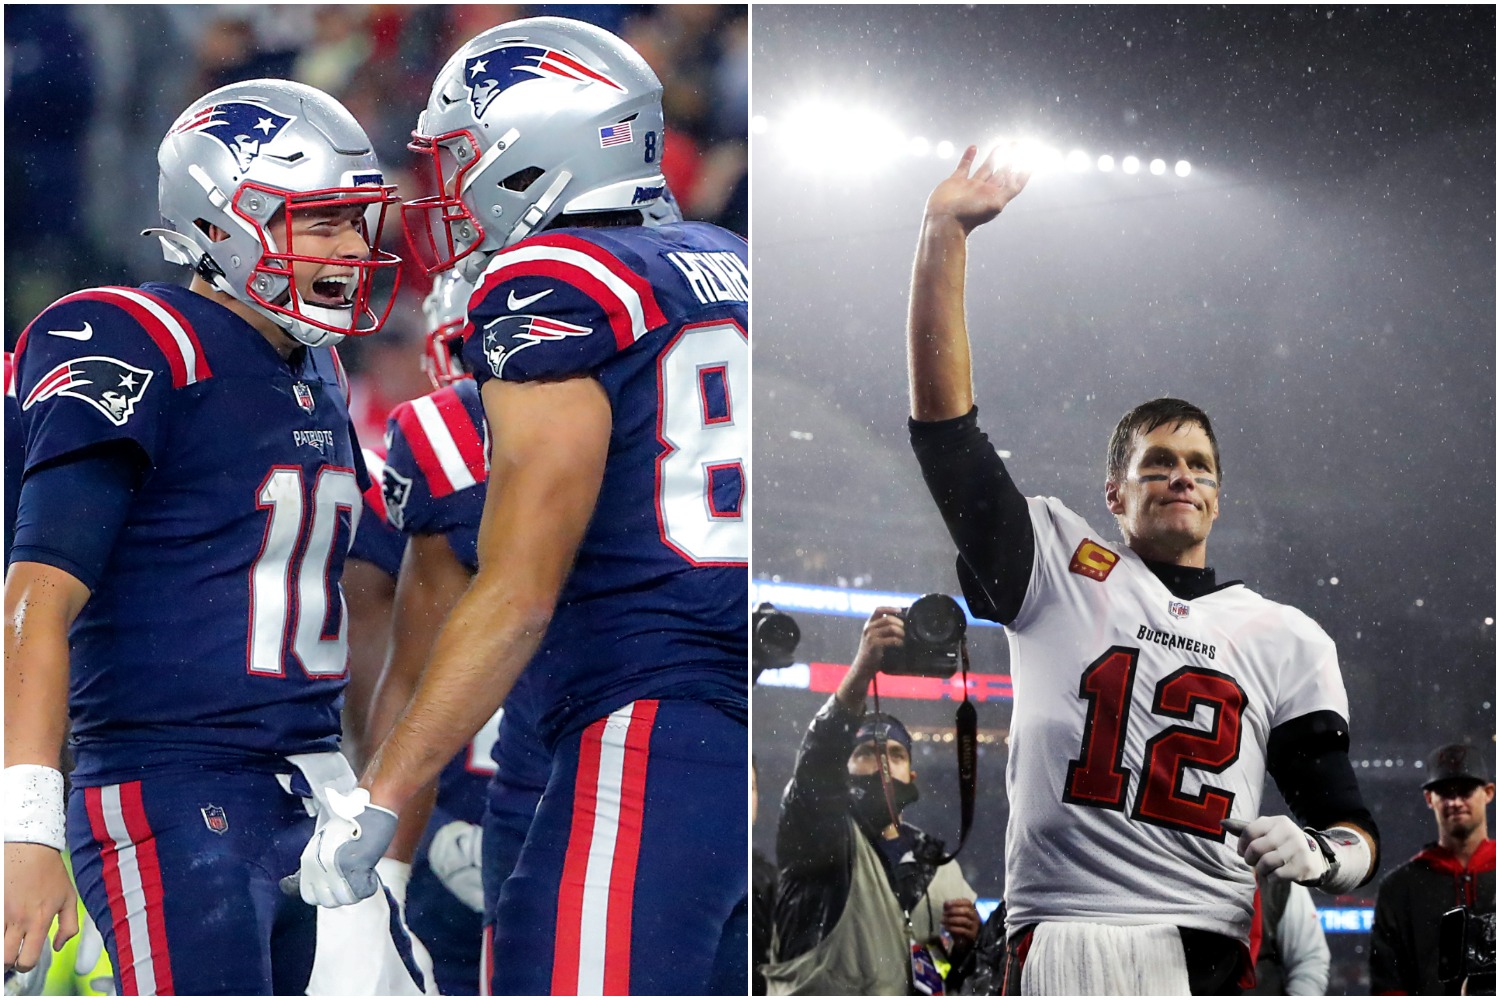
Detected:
[{"left": 1003, "top": 496, "right": 1349, "bottom": 942}]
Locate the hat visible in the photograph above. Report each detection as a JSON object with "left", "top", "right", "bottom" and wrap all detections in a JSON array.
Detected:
[
  {"left": 1422, "top": 743, "right": 1492, "bottom": 790},
  {"left": 854, "top": 712, "right": 912, "bottom": 752}
]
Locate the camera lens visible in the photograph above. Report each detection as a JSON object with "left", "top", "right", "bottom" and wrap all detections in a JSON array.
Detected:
[
  {"left": 753, "top": 604, "right": 801, "bottom": 664},
  {"left": 906, "top": 594, "right": 965, "bottom": 645}
]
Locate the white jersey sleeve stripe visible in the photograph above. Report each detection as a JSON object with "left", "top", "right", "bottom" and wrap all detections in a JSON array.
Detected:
[
  {"left": 98, "top": 287, "right": 206, "bottom": 386},
  {"left": 411, "top": 394, "right": 477, "bottom": 493}
]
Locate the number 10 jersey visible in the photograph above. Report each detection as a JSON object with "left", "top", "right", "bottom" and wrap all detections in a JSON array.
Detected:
[{"left": 1004, "top": 496, "right": 1349, "bottom": 942}]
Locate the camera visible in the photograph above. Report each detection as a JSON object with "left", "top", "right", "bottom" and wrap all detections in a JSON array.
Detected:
[
  {"left": 881, "top": 594, "right": 967, "bottom": 678},
  {"left": 1439, "top": 905, "right": 1495, "bottom": 992},
  {"left": 753, "top": 603, "right": 801, "bottom": 681}
]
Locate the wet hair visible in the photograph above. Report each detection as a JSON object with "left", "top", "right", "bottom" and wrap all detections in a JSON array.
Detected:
[
  {"left": 546, "top": 208, "right": 644, "bottom": 231},
  {"left": 1106, "top": 398, "right": 1222, "bottom": 485}
]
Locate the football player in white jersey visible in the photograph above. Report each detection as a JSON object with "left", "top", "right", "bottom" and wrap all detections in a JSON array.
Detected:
[{"left": 904, "top": 145, "right": 1379, "bottom": 995}]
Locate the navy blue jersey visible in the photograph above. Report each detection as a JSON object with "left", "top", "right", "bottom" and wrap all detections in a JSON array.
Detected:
[
  {"left": 13, "top": 283, "right": 367, "bottom": 786},
  {"left": 383, "top": 378, "right": 547, "bottom": 821},
  {"left": 460, "top": 221, "right": 748, "bottom": 744},
  {"left": 4, "top": 352, "right": 20, "bottom": 563},
  {"left": 348, "top": 447, "right": 404, "bottom": 578},
  {"left": 381, "top": 378, "right": 487, "bottom": 571}
]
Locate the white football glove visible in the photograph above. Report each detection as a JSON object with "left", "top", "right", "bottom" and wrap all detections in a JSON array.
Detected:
[
  {"left": 3, "top": 934, "right": 51, "bottom": 996},
  {"left": 286, "top": 787, "right": 399, "bottom": 908},
  {"left": 73, "top": 914, "right": 109, "bottom": 994},
  {"left": 1223, "top": 815, "right": 1327, "bottom": 884},
  {"left": 427, "top": 820, "right": 485, "bottom": 913}
]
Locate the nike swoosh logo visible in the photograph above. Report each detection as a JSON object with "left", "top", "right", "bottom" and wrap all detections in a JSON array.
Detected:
[
  {"left": 506, "top": 288, "right": 553, "bottom": 311},
  {"left": 47, "top": 323, "right": 93, "bottom": 341}
]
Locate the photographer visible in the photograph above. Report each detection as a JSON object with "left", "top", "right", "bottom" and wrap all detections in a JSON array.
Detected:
[
  {"left": 1370, "top": 743, "right": 1495, "bottom": 995},
  {"left": 762, "top": 607, "right": 979, "bottom": 995}
]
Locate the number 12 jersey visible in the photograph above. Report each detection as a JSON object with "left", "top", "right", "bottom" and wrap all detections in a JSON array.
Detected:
[{"left": 1004, "top": 496, "right": 1349, "bottom": 941}]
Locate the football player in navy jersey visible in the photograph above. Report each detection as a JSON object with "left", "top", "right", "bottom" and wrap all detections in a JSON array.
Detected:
[
  {"left": 294, "top": 16, "right": 750, "bottom": 995},
  {"left": 4, "top": 353, "right": 20, "bottom": 565},
  {"left": 363, "top": 270, "right": 542, "bottom": 995},
  {"left": 2, "top": 79, "right": 432, "bottom": 994}
]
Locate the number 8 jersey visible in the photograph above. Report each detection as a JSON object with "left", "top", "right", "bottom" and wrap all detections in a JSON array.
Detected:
[
  {"left": 1004, "top": 496, "right": 1349, "bottom": 942},
  {"left": 460, "top": 221, "right": 748, "bottom": 746}
]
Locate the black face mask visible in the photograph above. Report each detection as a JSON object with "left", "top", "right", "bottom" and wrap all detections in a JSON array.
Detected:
[{"left": 848, "top": 770, "right": 920, "bottom": 831}]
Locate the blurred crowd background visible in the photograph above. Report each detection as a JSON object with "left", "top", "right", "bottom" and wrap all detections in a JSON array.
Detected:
[{"left": 5, "top": 3, "right": 747, "bottom": 440}]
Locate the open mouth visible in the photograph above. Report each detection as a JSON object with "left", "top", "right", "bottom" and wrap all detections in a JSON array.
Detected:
[{"left": 308, "top": 274, "right": 356, "bottom": 308}]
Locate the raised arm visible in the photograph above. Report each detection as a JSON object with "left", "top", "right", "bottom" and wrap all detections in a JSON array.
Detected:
[
  {"left": 907, "top": 145, "right": 1030, "bottom": 422},
  {"left": 906, "top": 146, "right": 1036, "bottom": 625},
  {"left": 777, "top": 609, "right": 903, "bottom": 874}
]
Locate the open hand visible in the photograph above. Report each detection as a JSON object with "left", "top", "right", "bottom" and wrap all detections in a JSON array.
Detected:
[
  {"left": 925, "top": 145, "right": 1031, "bottom": 235},
  {"left": 4, "top": 844, "right": 77, "bottom": 975}
]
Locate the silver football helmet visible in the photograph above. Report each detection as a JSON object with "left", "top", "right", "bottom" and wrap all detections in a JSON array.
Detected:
[
  {"left": 149, "top": 79, "right": 402, "bottom": 348},
  {"left": 420, "top": 270, "right": 474, "bottom": 389},
  {"left": 403, "top": 16, "right": 667, "bottom": 282}
]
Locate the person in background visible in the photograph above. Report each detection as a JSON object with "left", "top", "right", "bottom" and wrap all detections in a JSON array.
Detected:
[
  {"left": 762, "top": 608, "right": 979, "bottom": 995},
  {"left": 1370, "top": 743, "right": 1495, "bottom": 995},
  {"left": 1247, "top": 871, "right": 1330, "bottom": 995}
]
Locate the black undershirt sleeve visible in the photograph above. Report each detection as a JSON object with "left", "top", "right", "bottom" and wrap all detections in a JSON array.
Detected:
[
  {"left": 1265, "top": 709, "right": 1381, "bottom": 882},
  {"left": 908, "top": 407, "right": 1034, "bottom": 625}
]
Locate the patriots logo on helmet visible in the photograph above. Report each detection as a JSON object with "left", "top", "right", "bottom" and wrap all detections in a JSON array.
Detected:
[
  {"left": 462, "top": 44, "right": 625, "bottom": 118},
  {"left": 22, "top": 356, "right": 153, "bottom": 427},
  {"left": 482, "top": 313, "right": 593, "bottom": 378},
  {"left": 169, "top": 101, "right": 296, "bottom": 172}
]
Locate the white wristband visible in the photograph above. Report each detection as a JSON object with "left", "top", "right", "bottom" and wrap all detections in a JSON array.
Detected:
[
  {"left": 4, "top": 765, "right": 67, "bottom": 851},
  {"left": 1305, "top": 825, "right": 1373, "bottom": 895}
]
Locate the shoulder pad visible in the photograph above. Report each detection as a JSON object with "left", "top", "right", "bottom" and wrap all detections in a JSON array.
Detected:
[
  {"left": 388, "top": 387, "right": 487, "bottom": 498},
  {"left": 471, "top": 231, "right": 669, "bottom": 351},
  {"left": 17, "top": 286, "right": 212, "bottom": 389}
]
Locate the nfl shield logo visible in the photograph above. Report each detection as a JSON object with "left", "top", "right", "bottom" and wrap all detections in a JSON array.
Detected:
[
  {"left": 201, "top": 804, "right": 229, "bottom": 835},
  {"left": 293, "top": 382, "right": 315, "bottom": 413},
  {"left": 1168, "top": 600, "right": 1190, "bottom": 620}
]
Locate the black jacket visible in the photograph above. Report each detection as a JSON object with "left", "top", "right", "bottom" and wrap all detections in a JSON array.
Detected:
[
  {"left": 772, "top": 695, "right": 952, "bottom": 964},
  {"left": 1369, "top": 837, "right": 1494, "bottom": 994}
]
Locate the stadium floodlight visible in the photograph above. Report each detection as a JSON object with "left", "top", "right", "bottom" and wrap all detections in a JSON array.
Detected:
[
  {"left": 1149, "top": 158, "right": 1166, "bottom": 175},
  {"left": 781, "top": 103, "right": 903, "bottom": 174},
  {"left": 750, "top": 115, "right": 769, "bottom": 134},
  {"left": 1097, "top": 154, "right": 1115, "bottom": 172},
  {"left": 909, "top": 136, "right": 931, "bottom": 157},
  {"left": 935, "top": 140, "right": 956, "bottom": 160},
  {"left": 1174, "top": 159, "right": 1192, "bottom": 177},
  {"left": 984, "top": 138, "right": 1063, "bottom": 176},
  {"left": 1066, "top": 149, "right": 1090, "bottom": 172},
  {"left": 1122, "top": 155, "right": 1140, "bottom": 175},
  {"left": 1021, "top": 141, "right": 1064, "bottom": 176}
]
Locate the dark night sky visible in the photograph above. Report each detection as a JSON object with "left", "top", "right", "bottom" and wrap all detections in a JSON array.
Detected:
[{"left": 749, "top": 5, "right": 1496, "bottom": 953}]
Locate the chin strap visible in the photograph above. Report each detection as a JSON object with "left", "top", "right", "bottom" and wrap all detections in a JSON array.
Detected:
[{"left": 505, "top": 169, "right": 573, "bottom": 247}]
